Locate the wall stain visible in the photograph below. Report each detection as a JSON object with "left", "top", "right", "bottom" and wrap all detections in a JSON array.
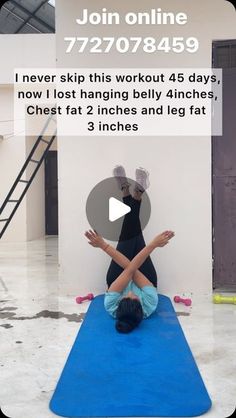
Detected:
[
  {"left": 0, "top": 307, "right": 17, "bottom": 311},
  {"left": 159, "top": 311, "right": 190, "bottom": 318},
  {"left": 196, "top": 348, "right": 224, "bottom": 364},
  {"left": 0, "top": 277, "right": 9, "bottom": 292},
  {"left": 0, "top": 306, "right": 85, "bottom": 325},
  {"left": 0, "top": 324, "right": 13, "bottom": 329}
]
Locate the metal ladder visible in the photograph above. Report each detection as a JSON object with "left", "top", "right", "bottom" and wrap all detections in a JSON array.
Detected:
[{"left": 0, "top": 115, "right": 57, "bottom": 239}]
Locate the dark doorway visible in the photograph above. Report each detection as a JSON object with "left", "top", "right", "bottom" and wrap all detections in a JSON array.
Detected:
[
  {"left": 212, "top": 40, "right": 236, "bottom": 290},
  {"left": 45, "top": 150, "right": 58, "bottom": 235}
]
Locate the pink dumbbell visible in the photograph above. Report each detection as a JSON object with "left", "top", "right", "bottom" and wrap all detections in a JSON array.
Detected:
[
  {"left": 174, "top": 295, "right": 192, "bottom": 306},
  {"left": 76, "top": 293, "right": 94, "bottom": 304}
]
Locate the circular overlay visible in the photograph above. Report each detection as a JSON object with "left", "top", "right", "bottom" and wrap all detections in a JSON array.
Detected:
[{"left": 86, "top": 177, "right": 151, "bottom": 242}]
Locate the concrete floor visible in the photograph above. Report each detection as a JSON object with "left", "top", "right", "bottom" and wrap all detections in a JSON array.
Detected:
[{"left": 0, "top": 237, "right": 235, "bottom": 418}]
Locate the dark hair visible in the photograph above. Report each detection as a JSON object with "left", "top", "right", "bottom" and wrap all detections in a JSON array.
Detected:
[{"left": 115, "top": 298, "right": 143, "bottom": 333}]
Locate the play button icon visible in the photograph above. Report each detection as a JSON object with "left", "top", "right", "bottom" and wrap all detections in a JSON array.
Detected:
[
  {"left": 109, "top": 197, "right": 131, "bottom": 222},
  {"left": 86, "top": 177, "right": 151, "bottom": 241}
]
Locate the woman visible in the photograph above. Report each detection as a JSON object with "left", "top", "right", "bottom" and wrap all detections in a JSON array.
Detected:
[{"left": 85, "top": 166, "right": 174, "bottom": 333}]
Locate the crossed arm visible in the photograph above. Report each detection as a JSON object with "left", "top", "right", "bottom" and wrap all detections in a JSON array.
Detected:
[{"left": 85, "top": 230, "right": 174, "bottom": 292}]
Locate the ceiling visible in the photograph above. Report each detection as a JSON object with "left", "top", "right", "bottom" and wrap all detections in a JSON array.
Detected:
[{"left": 0, "top": 0, "right": 55, "bottom": 34}]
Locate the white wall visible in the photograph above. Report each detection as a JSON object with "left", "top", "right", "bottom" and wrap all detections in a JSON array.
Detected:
[
  {"left": 0, "top": 34, "right": 55, "bottom": 84},
  {"left": 0, "top": 88, "right": 46, "bottom": 242},
  {"left": 0, "top": 34, "right": 56, "bottom": 241},
  {"left": 0, "top": 86, "right": 27, "bottom": 241},
  {"left": 56, "top": 0, "right": 236, "bottom": 296},
  {"left": 25, "top": 137, "right": 45, "bottom": 241}
]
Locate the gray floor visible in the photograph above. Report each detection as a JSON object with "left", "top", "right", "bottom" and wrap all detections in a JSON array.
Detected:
[{"left": 0, "top": 237, "right": 235, "bottom": 418}]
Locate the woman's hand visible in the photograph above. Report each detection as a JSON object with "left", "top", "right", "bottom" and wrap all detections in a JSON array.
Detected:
[
  {"left": 85, "top": 230, "right": 107, "bottom": 250},
  {"left": 150, "top": 230, "right": 175, "bottom": 248}
]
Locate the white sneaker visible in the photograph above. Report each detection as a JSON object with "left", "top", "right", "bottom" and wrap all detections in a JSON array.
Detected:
[
  {"left": 135, "top": 167, "right": 150, "bottom": 192},
  {"left": 113, "top": 165, "right": 130, "bottom": 190}
]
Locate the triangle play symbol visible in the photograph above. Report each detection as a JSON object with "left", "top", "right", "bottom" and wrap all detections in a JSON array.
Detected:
[{"left": 109, "top": 197, "right": 131, "bottom": 222}]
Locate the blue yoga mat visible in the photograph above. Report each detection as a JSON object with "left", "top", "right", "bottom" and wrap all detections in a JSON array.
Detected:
[{"left": 50, "top": 294, "right": 211, "bottom": 417}]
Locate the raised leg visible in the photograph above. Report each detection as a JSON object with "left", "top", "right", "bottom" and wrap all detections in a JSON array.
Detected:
[
  {"left": 106, "top": 193, "right": 158, "bottom": 287},
  {"left": 106, "top": 194, "right": 141, "bottom": 288},
  {"left": 106, "top": 166, "right": 157, "bottom": 288}
]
